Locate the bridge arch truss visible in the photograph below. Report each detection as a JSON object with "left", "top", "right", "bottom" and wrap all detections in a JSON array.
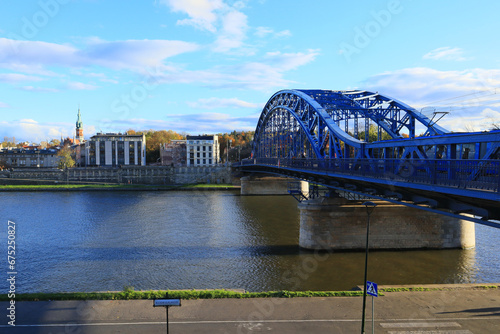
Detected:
[{"left": 252, "top": 89, "right": 450, "bottom": 161}]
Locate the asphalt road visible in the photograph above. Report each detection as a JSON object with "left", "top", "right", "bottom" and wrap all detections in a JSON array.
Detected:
[{"left": 1, "top": 285, "right": 499, "bottom": 333}]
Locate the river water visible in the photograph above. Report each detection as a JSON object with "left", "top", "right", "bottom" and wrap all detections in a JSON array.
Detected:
[{"left": 1, "top": 190, "right": 499, "bottom": 293}]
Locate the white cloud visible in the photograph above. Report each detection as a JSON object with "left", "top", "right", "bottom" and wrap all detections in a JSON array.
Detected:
[
  {"left": 161, "top": 0, "right": 250, "bottom": 53},
  {"left": 0, "top": 32, "right": 317, "bottom": 94},
  {"left": 0, "top": 73, "right": 43, "bottom": 83},
  {"left": 99, "top": 78, "right": 119, "bottom": 84},
  {"left": 19, "top": 86, "right": 59, "bottom": 93},
  {"left": 482, "top": 107, "right": 500, "bottom": 119},
  {"left": 212, "top": 9, "right": 248, "bottom": 52},
  {"left": 71, "top": 70, "right": 120, "bottom": 84},
  {"left": 423, "top": 47, "right": 468, "bottom": 61},
  {"left": 254, "top": 26, "right": 273, "bottom": 37},
  {"left": 18, "top": 118, "right": 37, "bottom": 124},
  {"left": 82, "top": 38, "right": 200, "bottom": 70},
  {"left": 275, "top": 30, "right": 292, "bottom": 38},
  {"left": 164, "top": 112, "right": 259, "bottom": 133},
  {"left": 85, "top": 72, "right": 106, "bottom": 78},
  {"left": 0, "top": 101, "right": 10, "bottom": 108},
  {"left": 0, "top": 119, "right": 73, "bottom": 142},
  {"left": 66, "top": 81, "right": 98, "bottom": 90},
  {"left": 162, "top": 0, "right": 224, "bottom": 32},
  {"left": 1, "top": 63, "right": 60, "bottom": 77},
  {"left": 0, "top": 38, "right": 76, "bottom": 67},
  {"left": 149, "top": 49, "right": 319, "bottom": 91},
  {"left": 254, "top": 27, "right": 291, "bottom": 38},
  {"left": 0, "top": 38, "right": 200, "bottom": 73},
  {"left": 187, "top": 97, "right": 260, "bottom": 109},
  {"left": 363, "top": 67, "right": 500, "bottom": 107},
  {"left": 263, "top": 50, "right": 319, "bottom": 71},
  {"left": 438, "top": 107, "right": 500, "bottom": 132}
]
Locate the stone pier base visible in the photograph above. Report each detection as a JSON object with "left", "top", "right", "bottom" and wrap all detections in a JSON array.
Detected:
[
  {"left": 298, "top": 196, "right": 475, "bottom": 250},
  {"left": 240, "top": 175, "right": 308, "bottom": 196}
]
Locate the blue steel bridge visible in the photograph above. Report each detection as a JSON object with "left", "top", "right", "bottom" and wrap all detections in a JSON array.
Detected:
[{"left": 238, "top": 89, "right": 500, "bottom": 228}]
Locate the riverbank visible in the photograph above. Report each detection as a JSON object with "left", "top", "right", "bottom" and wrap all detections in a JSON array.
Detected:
[
  {"left": 0, "top": 165, "right": 233, "bottom": 186},
  {"left": 1, "top": 284, "right": 498, "bottom": 302},
  {"left": 0, "top": 183, "right": 240, "bottom": 191},
  {"left": 1, "top": 284, "right": 499, "bottom": 333},
  {"left": 0, "top": 289, "right": 363, "bottom": 302}
]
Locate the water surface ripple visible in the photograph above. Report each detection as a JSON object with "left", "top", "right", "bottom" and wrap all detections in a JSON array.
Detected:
[{"left": 1, "top": 190, "right": 498, "bottom": 293}]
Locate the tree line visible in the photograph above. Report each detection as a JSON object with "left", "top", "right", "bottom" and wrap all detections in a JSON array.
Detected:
[
  {"left": 1, "top": 136, "right": 61, "bottom": 149},
  {"left": 127, "top": 129, "right": 254, "bottom": 163},
  {"left": 1, "top": 130, "right": 256, "bottom": 168}
]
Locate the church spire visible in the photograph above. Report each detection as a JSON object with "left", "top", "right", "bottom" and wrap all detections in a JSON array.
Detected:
[
  {"left": 76, "top": 106, "right": 82, "bottom": 128},
  {"left": 75, "top": 106, "right": 84, "bottom": 143}
]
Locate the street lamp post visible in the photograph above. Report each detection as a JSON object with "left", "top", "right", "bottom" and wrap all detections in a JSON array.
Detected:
[
  {"left": 361, "top": 201, "right": 377, "bottom": 334},
  {"left": 226, "top": 139, "right": 231, "bottom": 166},
  {"left": 86, "top": 144, "right": 89, "bottom": 167}
]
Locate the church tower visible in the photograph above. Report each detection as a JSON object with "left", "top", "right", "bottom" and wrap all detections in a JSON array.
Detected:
[{"left": 76, "top": 107, "right": 84, "bottom": 143}]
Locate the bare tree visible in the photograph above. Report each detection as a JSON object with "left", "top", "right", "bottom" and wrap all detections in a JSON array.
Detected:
[{"left": 464, "top": 124, "right": 476, "bottom": 132}]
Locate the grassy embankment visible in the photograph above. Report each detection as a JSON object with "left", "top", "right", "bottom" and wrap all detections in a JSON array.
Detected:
[
  {"left": 1, "top": 285, "right": 497, "bottom": 302},
  {"left": 0, "top": 289, "right": 363, "bottom": 302},
  {"left": 182, "top": 184, "right": 237, "bottom": 188}
]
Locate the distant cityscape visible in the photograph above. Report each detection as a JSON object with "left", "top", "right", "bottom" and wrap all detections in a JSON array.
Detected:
[{"left": 0, "top": 109, "right": 254, "bottom": 169}]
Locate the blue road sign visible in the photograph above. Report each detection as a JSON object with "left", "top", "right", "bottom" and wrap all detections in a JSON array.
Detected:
[
  {"left": 366, "top": 281, "right": 378, "bottom": 297},
  {"left": 153, "top": 299, "right": 181, "bottom": 307}
]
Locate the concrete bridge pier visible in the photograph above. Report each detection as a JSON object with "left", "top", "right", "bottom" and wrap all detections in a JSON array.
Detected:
[
  {"left": 298, "top": 195, "right": 475, "bottom": 250},
  {"left": 240, "top": 175, "right": 309, "bottom": 196}
]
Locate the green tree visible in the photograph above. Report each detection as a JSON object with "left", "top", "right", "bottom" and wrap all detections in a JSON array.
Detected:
[
  {"left": 218, "top": 131, "right": 255, "bottom": 162},
  {"left": 48, "top": 139, "right": 61, "bottom": 148},
  {"left": 358, "top": 124, "right": 392, "bottom": 142},
  {"left": 136, "top": 129, "right": 184, "bottom": 163},
  {"left": 2, "top": 136, "right": 18, "bottom": 148},
  {"left": 57, "top": 146, "right": 75, "bottom": 169}
]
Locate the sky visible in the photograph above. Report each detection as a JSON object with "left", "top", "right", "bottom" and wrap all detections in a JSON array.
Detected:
[{"left": 1, "top": 0, "right": 499, "bottom": 143}]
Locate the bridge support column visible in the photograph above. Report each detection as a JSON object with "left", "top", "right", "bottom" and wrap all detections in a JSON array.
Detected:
[
  {"left": 240, "top": 175, "right": 308, "bottom": 196},
  {"left": 298, "top": 196, "right": 475, "bottom": 250}
]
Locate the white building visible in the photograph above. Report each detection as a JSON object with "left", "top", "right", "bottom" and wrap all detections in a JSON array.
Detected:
[
  {"left": 186, "top": 135, "right": 219, "bottom": 166},
  {"left": 0, "top": 148, "right": 61, "bottom": 168},
  {"left": 82, "top": 133, "right": 146, "bottom": 167}
]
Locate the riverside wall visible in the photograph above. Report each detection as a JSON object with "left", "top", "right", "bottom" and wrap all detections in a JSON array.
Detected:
[
  {"left": 240, "top": 175, "right": 309, "bottom": 195},
  {"left": 0, "top": 166, "right": 232, "bottom": 185}
]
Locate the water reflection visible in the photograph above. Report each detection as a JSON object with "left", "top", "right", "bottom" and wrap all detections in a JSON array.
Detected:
[{"left": 0, "top": 191, "right": 497, "bottom": 293}]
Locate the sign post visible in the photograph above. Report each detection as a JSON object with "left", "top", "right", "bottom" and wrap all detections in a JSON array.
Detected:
[
  {"left": 366, "top": 281, "right": 378, "bottom": 334},
  {"left": 153, "top": 294, "right": 181, "bottom": 334}
]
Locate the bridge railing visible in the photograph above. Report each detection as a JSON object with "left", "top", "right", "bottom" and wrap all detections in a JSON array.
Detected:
[{"left": 240, "top": 158, "right": 500, "bottom": 193}]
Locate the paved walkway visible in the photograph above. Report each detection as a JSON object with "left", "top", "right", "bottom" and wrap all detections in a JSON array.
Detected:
[{"left": 1, "top": 285, "right": 499, "bottom": 333}]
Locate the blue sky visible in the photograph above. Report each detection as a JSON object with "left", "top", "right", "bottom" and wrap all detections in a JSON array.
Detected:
[{"left": 1, "top": 0, "right": 499, "bottom": 143}]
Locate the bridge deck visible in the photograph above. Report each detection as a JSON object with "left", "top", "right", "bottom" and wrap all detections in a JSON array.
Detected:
[{"left": 238, "top": 158, "right": 500, "bottom": 227}]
